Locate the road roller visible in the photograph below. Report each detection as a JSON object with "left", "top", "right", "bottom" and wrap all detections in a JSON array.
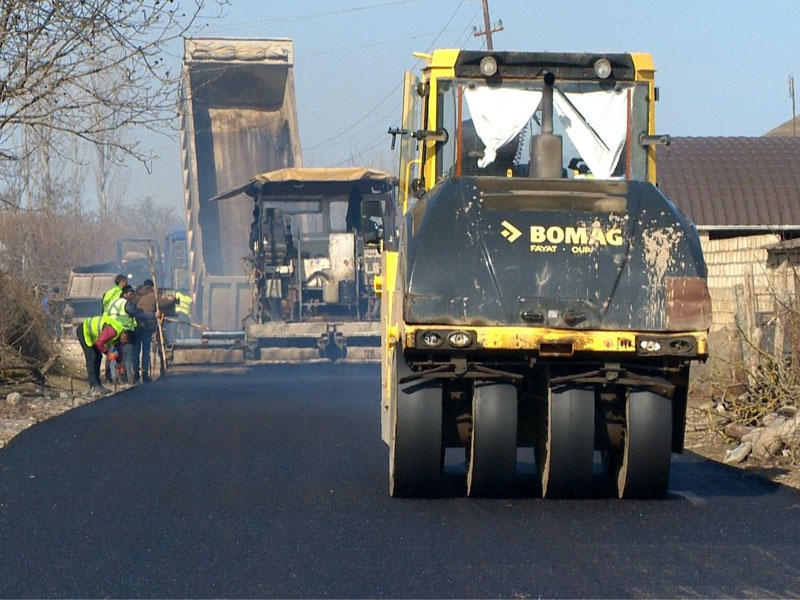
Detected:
[{"left": 378, "top": 49, "right": 711, "bottom": 498}]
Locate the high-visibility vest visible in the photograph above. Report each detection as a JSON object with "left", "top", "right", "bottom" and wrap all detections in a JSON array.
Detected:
[
  {"left": 102, "top": 286, "right": 123, "bottom": 313},
  {"left": 82, "top": 315, "right": 125, "bottom": 347},
  {"left": 175, "top": 291, "right": 193, "bottom": 317},
  {"left": 106, "top": 297, "right": 136, "bottom": 330}
]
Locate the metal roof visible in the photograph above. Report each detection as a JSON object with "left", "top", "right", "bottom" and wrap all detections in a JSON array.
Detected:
[
  {"left": 657, "top": 136, "right": 800, "bottom": 230},
  {"left": 212, "top": 167, "right": 397, "bottom": 202}
]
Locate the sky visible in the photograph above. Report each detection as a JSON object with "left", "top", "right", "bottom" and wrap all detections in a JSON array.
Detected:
[{"left": 131, "top": 0, "right": 800, "bottom": 212}]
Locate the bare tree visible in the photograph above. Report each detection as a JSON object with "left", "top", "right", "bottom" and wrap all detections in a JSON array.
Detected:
[
  {"left": 0, "top": 192, "right": 178, "bottom": 286},
  {"left": 1, "top": 115, "right": 84, "bottom": 213},
  {"left": 124, "top": 195, "right": 178, "bottom": 238},
  {"left": 0, "top": 0, "right": 220, "bottom": 202}
]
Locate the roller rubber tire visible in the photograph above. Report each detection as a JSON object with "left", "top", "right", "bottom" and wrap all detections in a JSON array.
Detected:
[
  {"left": 467, "top": 382, "right": 518, "bottom": 497},
  {"left": 540, "top": 387, "right": 595, "bottom": 498},
  {"left": 617, "top": 390, "right": 672, "bottom": 499},
  {"left": 389, "top": 352, "right": 443, "bottom": 497}
]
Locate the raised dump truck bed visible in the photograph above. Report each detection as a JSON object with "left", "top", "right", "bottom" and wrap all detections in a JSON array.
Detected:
[{"left": 179, "top": 38, "right": 302, "bottom": 334}]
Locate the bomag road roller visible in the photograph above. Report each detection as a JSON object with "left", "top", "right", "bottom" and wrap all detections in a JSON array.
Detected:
[{"left": 379, "top": 50, "right": 711, "bottom": 498}]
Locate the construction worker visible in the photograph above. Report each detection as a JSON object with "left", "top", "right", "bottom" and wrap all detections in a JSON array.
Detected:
[
  {"left": 133, "top": 279, "right": 175, "bottom": 382},
  {"left": 76, "top": 314, "right": 130, "bottom": 394},
  {"left": 174, "top": 290, "right": 194, "bottom": 339},
  {"left": 104, "top": 285, "right": 158, "bottom": 384},
  {"left": 102, "top": 274, "right": 128, "bottom": 313}
]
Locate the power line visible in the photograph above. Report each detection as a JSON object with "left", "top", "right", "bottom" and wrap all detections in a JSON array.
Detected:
[
  {"left": 201, "top": 1, "right": 479, "bottom": 165},
  {"left": 212, "top": 0, "right": 427, "bottom": 32},
  {"left": 218, "top": 1, "right": 482, "bottom": 166},
  {"left": 296, "top": 27, "right": 465, "bottom": 59},
  {"left": 306, "top": 1, "right": 479, "bottom": 160},
  {"left": 422, "top": 0, "right": 472, "bottom": 53}
]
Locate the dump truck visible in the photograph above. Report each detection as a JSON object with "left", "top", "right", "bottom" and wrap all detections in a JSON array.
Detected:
[
  {"left": 213, "top": 166, "right": 396, "bottom": 361},
  {"left": 179, "top": 38, "right": 302, "bottom": 336},
  {"left": 380, "top": 50, "right": 712, "bottom": 498}
]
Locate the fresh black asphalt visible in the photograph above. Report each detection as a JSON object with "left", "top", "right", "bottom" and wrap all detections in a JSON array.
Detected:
[{"left": 1, "top": 363, "right": 799, "bottom": 598}]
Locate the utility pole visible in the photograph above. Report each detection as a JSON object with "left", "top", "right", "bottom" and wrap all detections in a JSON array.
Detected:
[
  {"left": 790, "top": 74, "right": 796, "bottom": 137},
  {"left": 472, "top": 0, "right": 503, "bottom": 50}
]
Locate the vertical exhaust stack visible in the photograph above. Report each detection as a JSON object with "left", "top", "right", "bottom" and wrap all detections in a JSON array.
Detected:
[{"left": 529, "top": 72, "right": 563, "bottom": 178}]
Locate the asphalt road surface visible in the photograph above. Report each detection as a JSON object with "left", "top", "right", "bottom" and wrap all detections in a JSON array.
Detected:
[{"left": 1, "top": 363, "right": 799, "bottom": 598}]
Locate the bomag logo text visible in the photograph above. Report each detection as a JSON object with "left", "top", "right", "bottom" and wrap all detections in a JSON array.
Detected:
[{"left": 528, "top": 225, "right": 623, "bottom": 254}]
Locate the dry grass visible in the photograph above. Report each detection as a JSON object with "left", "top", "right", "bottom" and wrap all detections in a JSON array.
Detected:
[
  {"left": 0, "top": 275, "right": 53, "bottom": 384},
  {"left": 691, "top": 322, "right": 800, "bottom": 470}
]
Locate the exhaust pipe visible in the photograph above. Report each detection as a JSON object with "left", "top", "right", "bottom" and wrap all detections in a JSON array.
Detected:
[{"left": 529, "top": 71, "right": 563, "bottom": 178}]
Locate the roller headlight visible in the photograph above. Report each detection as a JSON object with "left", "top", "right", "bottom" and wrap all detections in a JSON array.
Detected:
[
  {"left": 415, "top": 329, "right": 477, "bottom": 349},
  {"left": 421, "top": 331, "right": 444, "bottom": 347},
  {"left": 479, "top": 56, "right": 498, "bottom": 77},
  {"left": 447, "top": 331, "right": 473, "bottom": 348},
  {"left": 639, "top": 339, "right": 662, "bottom": 353},
  {"left": 636, "top": 335, "right": 697, "bottom": 356},
  {"left": 594, "top": 58, "right": 612, "bottom": 79}
]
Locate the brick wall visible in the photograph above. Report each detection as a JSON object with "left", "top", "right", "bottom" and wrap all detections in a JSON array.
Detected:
[{"left": 699, "top": 232, "right": 783, "bottom": 331}]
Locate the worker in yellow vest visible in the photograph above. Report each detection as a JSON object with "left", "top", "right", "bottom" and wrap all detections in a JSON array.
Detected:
[
  {"left": 105, "top": 285, "right": 138, "bottom": 331},
  {"left": 101, "top": 274, "right": 128, "bottom": 313},
  {"left": 174, "top": 290, "right": 194, "bottom": 339},
  {"left": 104, "top": 285, "right": 159, "bottom": 384},
  {"left": 76, "top": 314, "right": 130, "bottom": 394}
]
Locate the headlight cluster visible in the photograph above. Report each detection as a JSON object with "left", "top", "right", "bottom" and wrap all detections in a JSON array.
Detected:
[
  {"left": 639, "top": 340, "right": 661, "bottom": 353},
  {"left": 418, "top": 330, "right": 475, "bottom": 350},
  {"left": 636, "top": 335, "right": 696, "bottom": 356}
]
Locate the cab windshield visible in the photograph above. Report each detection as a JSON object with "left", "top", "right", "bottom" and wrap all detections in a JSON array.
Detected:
[{"left": 436, "top": 78, "right": 650, "bottom": 182}]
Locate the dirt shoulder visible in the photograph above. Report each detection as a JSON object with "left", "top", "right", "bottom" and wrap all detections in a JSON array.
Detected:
[
  {"left": 2, "top": 341, "right": 800, "bottom": 491},
  {"left": 0, "top": 339, "right": 145, "bottom": 447},
  {"left": 684, "top": 398, "right": 800, "bottom": 490}
]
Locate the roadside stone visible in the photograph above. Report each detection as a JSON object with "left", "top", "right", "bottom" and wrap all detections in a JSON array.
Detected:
[
  {"left": 752, "top": 428, "right": 783, "bottom": 460},
  {"left": 741, "top": 428, "right": 763, "bottom": 444},
  {"left": 6, "top": 391, "right": 22, "bottom": 406},
  {"left": 724, "top": 442, "right": 752, "bottom": 464},
  {"left": 724, "top": 422, "right": 753, "bottom": 440},
  {"left": 762, "top": 413, "right": 785, "bottom": 428},
  {"left": 775, "top": 417, "right": 799, "bottom": 443}
]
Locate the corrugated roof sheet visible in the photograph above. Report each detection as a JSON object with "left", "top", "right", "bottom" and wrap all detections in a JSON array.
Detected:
[{"left": 657, "top": 137, "right": 800, "bottom": 228}]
